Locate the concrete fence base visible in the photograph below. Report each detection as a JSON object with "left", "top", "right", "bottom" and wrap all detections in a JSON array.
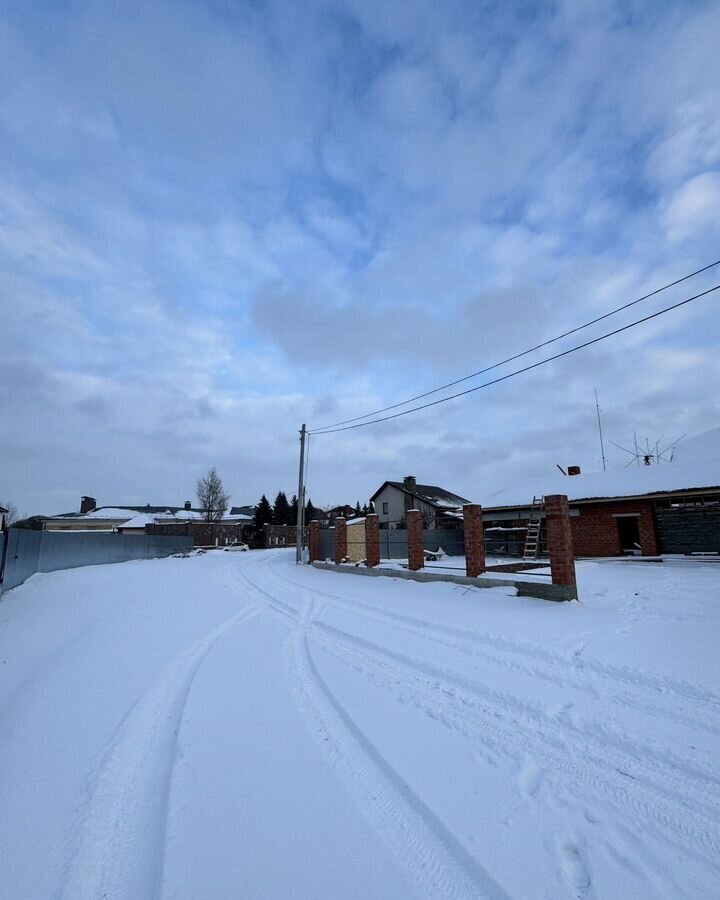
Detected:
[{"left": 311, "top": 561, "right": 577, "bottom": 601}]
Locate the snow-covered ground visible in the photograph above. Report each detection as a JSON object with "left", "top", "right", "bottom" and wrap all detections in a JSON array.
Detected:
[{"left": 0, "top": 549, "right": 718, "bottom": 899}]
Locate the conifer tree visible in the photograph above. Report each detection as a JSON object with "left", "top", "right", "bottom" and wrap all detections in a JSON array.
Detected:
[
  {"left": 254, "top": 494, "right": 273, "bottom": 532},
  {"left": 355, "top": 501, "right": 362, "bottom": 517},
  {"left": 289, "top": 494, "right": 299, "bottom": 526},
  {"left": 272, "top": 491, "right": 290, "bottom": 525},
  {"left": 305, "top": 498, "right": 317, "bottom": 523}
]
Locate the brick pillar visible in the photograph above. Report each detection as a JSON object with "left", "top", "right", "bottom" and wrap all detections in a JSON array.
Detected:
[
  {"left": 545, "top": 494, "right": 578, "bottom": 597},
  {"left": 309, "top": 520, "right": 320, "bottom": 562},
  {"left": 407, "top": 509, "right": 424, "bottom": 571},
  {"left": 365, "top": 514, "right": 380, "bottom": 567},
  {"left": 335, "top": 517, "right": 347, "bottom": 564},
  {"left": 463, "top": 503, "right": 485, "bottom": 577}
]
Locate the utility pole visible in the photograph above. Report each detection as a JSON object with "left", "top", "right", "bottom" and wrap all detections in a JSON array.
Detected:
[
  {"left": 594, "top": 388, "right": 607, "bottom": 472},
  {"left": 296, "top": 423, "right": 307, "bottom": 563}
]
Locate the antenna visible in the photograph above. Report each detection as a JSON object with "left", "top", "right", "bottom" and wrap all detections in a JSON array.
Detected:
[
  {"left": 594, "top": 388, "right": 607, "bottom": 472},
  {"left": 609, "top": 433, "right": 685, "bottom": 467}
]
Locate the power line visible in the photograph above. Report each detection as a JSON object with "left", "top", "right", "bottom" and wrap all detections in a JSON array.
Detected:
[
  {"left": 311, "top": 258, "right": 720, "bottom": 432},
  {"left": 310, "top": 282, "right": 719, "bottom": 435}
]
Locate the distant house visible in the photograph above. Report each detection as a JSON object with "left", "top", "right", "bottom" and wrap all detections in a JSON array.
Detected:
[
  {"left": 326, "top": 504, "right": 356, "bottom": 524},
  {"left": 0, "top": 505, "right": 7, "bottom": 531},
  {"left": 370, "top": 476, "right": 471, "bottom": 529},
  {"left": 44, "top": 496, "right": 253, "bottom": 537},
  {"left": 480, "top": 426, "right": 720, "bottom": 557}
]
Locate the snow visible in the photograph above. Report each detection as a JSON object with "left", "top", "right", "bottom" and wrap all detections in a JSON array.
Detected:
[
  {"left": 1, "top": 549, "right": 718, "bottom": 899},
  {"left": 482, "top": 425, "right": 720, "bottom": 508}
]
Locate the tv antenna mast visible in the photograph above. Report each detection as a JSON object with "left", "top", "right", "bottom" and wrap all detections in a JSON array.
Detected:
[
  {"left": 609, "top": 433, "right": 685, "bottom": 468},
  {"left": 594, "top": 388, "right": 607, "bottom": 472}
]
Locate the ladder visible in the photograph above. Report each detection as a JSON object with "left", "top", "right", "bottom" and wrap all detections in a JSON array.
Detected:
[{"left": 523, "top": 496, "right": 544, "bottom": 561}]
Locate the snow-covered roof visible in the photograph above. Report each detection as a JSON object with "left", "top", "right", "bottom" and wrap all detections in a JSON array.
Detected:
[
  {"left": 372, "top": 481, "right": 471, "bottom": 509},
  {"left": 481, "top": 426, "right": 720, "bottom": 509},
  {"left": 346, "top": 516, "right": 366, "bottom": 525}
]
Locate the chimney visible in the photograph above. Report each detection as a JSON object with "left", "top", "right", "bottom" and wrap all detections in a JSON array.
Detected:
[
  {"left": 567, "top": 465, "right": 581, "bottom": 476},
  {"left": 80, "top": 495, "right": 96, "bottom": 514},
  {"left": 403, "top": 475, "right": 417, "bottom": 493},
  {"left": 184, "top": 500, "right": 192, "bottom": 510}
]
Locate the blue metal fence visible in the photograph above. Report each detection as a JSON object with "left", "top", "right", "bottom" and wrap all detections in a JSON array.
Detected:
[{"left": 0, "top": 529, "right": 193, "bottom": 593}]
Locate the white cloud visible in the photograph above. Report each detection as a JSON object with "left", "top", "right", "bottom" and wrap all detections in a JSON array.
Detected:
[{"left": 662, "top": 172, "right": 720, "bottom": 243}]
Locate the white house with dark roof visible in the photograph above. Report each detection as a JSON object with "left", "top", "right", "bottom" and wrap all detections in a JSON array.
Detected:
[{"left": 370, "top": 476, "right": 471, "bottom": 529}]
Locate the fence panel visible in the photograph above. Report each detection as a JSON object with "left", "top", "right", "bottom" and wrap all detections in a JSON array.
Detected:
[
  {"left": 1, "top": 529, "right": 193, "bottom": 594},
  {"left": 319, "top": 528, "right": 335, "bottom": 560}
]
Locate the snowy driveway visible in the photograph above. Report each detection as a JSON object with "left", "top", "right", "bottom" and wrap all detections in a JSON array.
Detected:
[{"left": 1, "top": 550, "right": 718, "bottom": 899}]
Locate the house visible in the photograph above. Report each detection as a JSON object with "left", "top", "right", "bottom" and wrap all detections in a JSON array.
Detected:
[
  {"left": 480, "top": 426, "right": 720, "bottom": 557},
  {"left": 44, "top": 496, "right": 253, "bottom": 541},
  {"left": 326, "top": 504, "right": 356, "bottom": 524},
  {"left": 370, "top": 476, "right": 471, "bottom": 530}
]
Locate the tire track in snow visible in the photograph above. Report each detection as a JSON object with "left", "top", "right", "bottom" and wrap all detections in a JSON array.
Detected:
[
  {"left": 240, "top": 563, "right": 720, "bottom": 864},
  {"left": 61, "top": 604, "right": 258, "bottom": 900},
  {"left": 310, "top": 623, "right": 720, "bottom": 865},
  {"left": 266, "top": 561, "right": 720, "bottom": 737},
  {"left": 282, "top": 591, "right": 513, "bottom": 900}
]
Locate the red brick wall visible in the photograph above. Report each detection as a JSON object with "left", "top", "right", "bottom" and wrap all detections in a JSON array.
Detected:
[
  {"left": 407, "top": 510, "right": 424, "bottom": 571},
  {"left": 570, "top": 500, "right": 658, "bottom": 557},
  {"left": 335, "top": 517, "right": 347, "bottom": 564},
  {"left": 463, "top": 504, "right": 485, "bottom": 577},
  {"left": 365, "top": 514, "right": 380, "bottom": 568},
  {"left": 545, "top": 494, "right": 577, "bottom": 592},
  {"left": 309, "top": 520, "right": 320, "bottom": 562}
]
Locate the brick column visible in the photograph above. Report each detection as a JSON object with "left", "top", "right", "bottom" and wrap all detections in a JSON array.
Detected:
[
  {"left": 335, "top": 517, "right": 347, "bottom": 564},
  {"left": 407, "top": 509, "right": 424, "bottom": 571},
  {"left": 463, "top": 504, "right": 485, "bottom": 577},
  {"left": 365, "top": 514, "right": 380, "bottom": 568},
  {"left": 545, "top": 494, "right": 577, "bottom": 597},
  {"left": 309, "top": 520, "right": 320, "bottom": 562}
]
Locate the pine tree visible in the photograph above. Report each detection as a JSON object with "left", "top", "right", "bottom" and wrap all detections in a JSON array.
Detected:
[
  {"left": 254, "top": 494, "right": 273, "bottom": 532},
  {"left": 362, "top": 503, "right": 369, "bottom": 516},
  {"left": 272, "top": 491, "right": 290, "bottom": 525},
  {"left": 355, "top": 501, "right": 362, "bottom": 517},
  {"left": 305, "top": 498, "right": 317, "bottom": 523},
  {"left": 289, "top": 494, "right": 299, "bottom": 526}
]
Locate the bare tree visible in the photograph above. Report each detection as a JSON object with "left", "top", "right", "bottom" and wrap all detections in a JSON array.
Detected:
[
  {"left": 2, "top": 501, "right": 19, "bottom": 526},
  {"left": 196, "top": 468, "right": 230, "bottom": 522}
]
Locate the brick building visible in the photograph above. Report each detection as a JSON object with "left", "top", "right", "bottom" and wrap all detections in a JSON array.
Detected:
[{"left": 480, "top": 427, "right": 720, "bottom": 557}]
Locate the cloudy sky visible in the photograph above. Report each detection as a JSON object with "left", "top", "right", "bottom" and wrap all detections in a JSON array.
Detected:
[{"left": 2, "top": 0, "right": 720, "bottom": 516}]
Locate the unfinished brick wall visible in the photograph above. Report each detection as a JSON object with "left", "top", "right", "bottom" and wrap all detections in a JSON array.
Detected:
[
  {"left": 335, "top": 517, "right": 347, "bottom": 564},
  {"left": 545, "top": 494, "right": 577, "bottom": 597},
  {"left": 365, "top": 514, "right": 380, "bottom": 567},
  {"left": 463, "top": 504, "right": 485, "bottom": 577},
  {"left": 570, "top": 500, "right": 658, "bottom": 556},
  {"left": 407, "top": 509, "right": 424, "bottom": 571}
]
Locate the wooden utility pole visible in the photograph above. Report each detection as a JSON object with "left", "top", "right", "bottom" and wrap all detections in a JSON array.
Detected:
[{"left": 296, "top": 424, "right": 307, "bottom": 563}]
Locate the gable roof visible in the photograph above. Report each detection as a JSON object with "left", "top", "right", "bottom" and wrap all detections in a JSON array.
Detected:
[{"left": 371, "top": 481, "right": 471, "bottom": 509}]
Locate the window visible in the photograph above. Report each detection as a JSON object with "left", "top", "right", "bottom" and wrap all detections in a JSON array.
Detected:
[{"left": 382, "top": 502, "right": 389, "bottom": 514}]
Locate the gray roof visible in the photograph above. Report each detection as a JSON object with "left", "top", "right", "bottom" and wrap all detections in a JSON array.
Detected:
[{"left": 372, "top": 481, "right": 471, "bottom": 509}]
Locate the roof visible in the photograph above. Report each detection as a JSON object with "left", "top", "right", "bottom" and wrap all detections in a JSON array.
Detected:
[
  {"left": 47, "top": 505, "right": 251, "bottom": 524},
  {"left": 371, "top": 481, "right": 471, "bottom": 509},
  {"left": 480, "top": 426, "right": 720, "bottom": 509},
  {"left": 230, "top": 505, "right": 256, "bottom": 517},
  {"left": 0, "top": 506, "right": 8, "bottom": 513}
]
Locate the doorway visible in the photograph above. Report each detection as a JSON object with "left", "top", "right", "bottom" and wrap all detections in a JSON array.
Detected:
[{"left": 616, "top": 516, "right": 641, "bottom": 554}]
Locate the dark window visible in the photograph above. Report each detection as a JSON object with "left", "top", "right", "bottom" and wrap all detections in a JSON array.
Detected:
[{"left": 382, "top": 502, "right": 389, "bottom": 514}]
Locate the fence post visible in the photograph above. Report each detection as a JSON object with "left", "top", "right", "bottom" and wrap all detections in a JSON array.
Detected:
[
  {"left": 463, "top": 503, "right": 485, "bottom": 577},
  {"left": 545, "top": 494, "right": 578, "bottom": 599},
  {"left": 365, "top": 514, "right": 380, "bottom": 567},
  {"left": 335, "top": 517, "right": 347, "bottom": 564},
  {"left": 407, "top": 509, "right": 424, "bottom": 571},
  {"left": 309, "top": 520, "right": 320, "bottom": 562}
]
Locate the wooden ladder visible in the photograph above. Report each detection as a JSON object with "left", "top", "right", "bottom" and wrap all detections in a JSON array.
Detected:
[{"left": 523, "top": 496, "right": 544, "bottom": 561}]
